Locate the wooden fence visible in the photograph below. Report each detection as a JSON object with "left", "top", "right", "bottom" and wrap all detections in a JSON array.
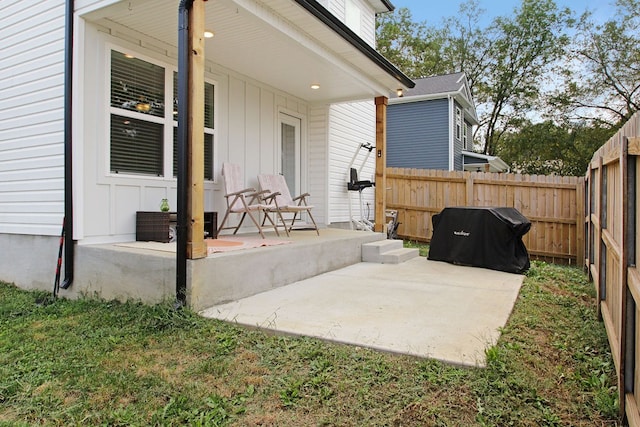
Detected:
[
  {"left": 585, "top": 112, "right": 640, "bottom": 423},
  {"left": 386, "top": 168, "right": 584, "bottom": 263}
]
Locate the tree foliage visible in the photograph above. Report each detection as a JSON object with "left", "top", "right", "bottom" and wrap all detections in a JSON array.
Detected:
[
  {"left": 550, "top": 0, "right": 640, "bottom": 126},
  {"left": 477, "top": 0, "right": 571, "bottom": 155},
  {"left": 495, "top": 121, "right": 614, "bottom": 176},
  {"left": 376, "top": 8, "right": 449, "bottom": 78},
  {"left": 375, "top": 0, "right": 640, "bottom": 175},
  {"left": 377, "top": 0, "right": 572, "bottom": 156}
]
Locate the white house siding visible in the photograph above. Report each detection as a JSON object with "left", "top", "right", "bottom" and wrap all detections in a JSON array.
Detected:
[
  {"left": 328, "top": 101, "right": 376, "bottom": 224},
  {"left": 75, "top": 20, "right": 315, "bottom": 243},
  {"left": 75, "top": 0, "right": 119, "bottom": 13},
  {"left": 308, "top": 104, "right": 330, "bottom": 225},
  {"left": 325, "top": 0, "right": 379, "bottom": 225},
  {"left": 0, "top": 0, "right": 66, "bottom": 236},
  {"left": 327, "top": 0, "right": 377, "bottom": 46}
]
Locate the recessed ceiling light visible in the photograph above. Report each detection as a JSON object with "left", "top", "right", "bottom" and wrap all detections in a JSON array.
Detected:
[
  {"left": 204, "top": 30, "right": 214, "bottom": 38},
  {"left": 310, "top": 84, "right": 320, "bottom": 90}
]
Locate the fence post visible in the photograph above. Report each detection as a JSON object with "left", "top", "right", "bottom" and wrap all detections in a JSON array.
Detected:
[
  {"left": 465, "top": 172, "right": 474, "bottom": 206},
  {"left": 597, "top": 156, "right": 606, "bottom": 314},
  {"left": 576, "top": 178, "right": 585, "bottom": 266},
  {"left": 621, "top": 137, "right": 630, "bottom": 418}
]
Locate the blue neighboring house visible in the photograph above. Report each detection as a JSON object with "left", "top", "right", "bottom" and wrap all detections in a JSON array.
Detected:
[{"left": 387, "top": 72, "right": 509, "bottom": 173}]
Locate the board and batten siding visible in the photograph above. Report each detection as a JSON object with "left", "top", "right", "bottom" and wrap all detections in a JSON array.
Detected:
[
  {"left": 387, "top": 99, "right": 450, "bottom": 171},
  {"left": 308, "top": 104, "right": 330, "bottom": 226},
  {"left": 328, "top": 101, "right": 376, "bottom": 223},
  {"left": 75, "top": 21, "right": 313, "bottom": 243},
  {"left": 0, "top": 0, "right": 66, "bottom": 236}
]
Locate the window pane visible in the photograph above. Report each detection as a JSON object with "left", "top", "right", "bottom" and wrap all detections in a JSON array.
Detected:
[
  {"left": 173, "top": 72, "right": 215, "bottom": 129},
  {"left": 281, "top": 122, "right": 296, "bottom": 191},
  {"left": 173, "top": 128, "right": 214, "bottom": 180},
  {"left": 204, "top": 133, "right": 214, "bottom": 180},
  {"left": 111, "top": 51, "right": 165, "bottom": 117},
  {"left": 111, "top": 115, "right": 163, "bottom": 176},
  {"left": 204, "top": 82, "right": 214, "bottom": 129},
  {"left": 173, "top": 72, "right": 178, "bottom": 118}
]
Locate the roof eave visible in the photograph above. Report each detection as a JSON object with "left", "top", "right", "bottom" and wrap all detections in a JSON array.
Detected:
[{"left": 294, "top": 0, "right": 414, "bottom": 89}]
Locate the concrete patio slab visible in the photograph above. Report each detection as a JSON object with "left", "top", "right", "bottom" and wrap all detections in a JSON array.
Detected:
[{"left": 199, "top": 257, "right": 524, "bottom": 367}]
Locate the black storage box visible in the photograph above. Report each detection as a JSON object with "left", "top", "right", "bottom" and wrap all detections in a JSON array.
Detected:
[
  {"left": 428, "top": 207, "right": 531, "bottom": 274},
  {"left": 136, "top": 211, "right": 217, "bottom": 242}
]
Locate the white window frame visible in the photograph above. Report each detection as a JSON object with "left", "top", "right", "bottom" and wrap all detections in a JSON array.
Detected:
[
  {"left": 455, "top": 106, "right": 462, "bottom": 141},
  {"left": 107, "top": 46, "right": 217, "bottom": 182},
  {"left": 463, "top": 120, "right": 468, "bottom": 149}
]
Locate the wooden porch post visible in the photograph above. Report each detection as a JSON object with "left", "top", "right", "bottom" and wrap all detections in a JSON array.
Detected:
[
  {"left": 374, "top": 96, "right": 387, "bottom": 233},
  {"left": 187, "top": 0, "right": 206, "bottom": 259}
]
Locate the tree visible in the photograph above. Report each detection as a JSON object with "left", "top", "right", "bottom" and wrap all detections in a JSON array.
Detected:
[
  {"left": 477, "top": 0, "right": 572, "bottom": 155},
  {"left": 440, "top": 1, "right": 491, "bottom": 99},
  {"left": 377, "top": 0, "right": 572, "bottom": 155},
  {"left": 550, "top": 0, "right": 640, "bottom": 126},
  {"left": 495, "top": 120, "right": 613, "bottom": 176},
  {"left": 376, "top": 8, "right": 448, "bottom": 78}
]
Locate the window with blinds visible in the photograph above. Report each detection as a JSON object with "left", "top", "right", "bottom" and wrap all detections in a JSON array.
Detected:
[
  {"left": 111, "top": 115, "right": 164, "bottom": 175},
  {"left": 110, "top": 51, "right": 165, "bottom": 175},
  {"left": 109, "top": 49, "right": 216, "bottom": 179},
  {"left": 111, "top": 51, "right": 165, "bottom": 117},
  {"left": 172, "top": 128, "right": 214, "bottom": 180},
  {"left": 172, "top": 72, "right": 215, "bottom": 180}
]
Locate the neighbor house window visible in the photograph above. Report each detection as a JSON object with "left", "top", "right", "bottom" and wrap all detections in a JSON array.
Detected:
[
  {"left": 455, "top": 106, "right": 462, "bottom": 141},
  {"left": 463, "top": 121, "right": 468, "bottom": 149},
  {"left": 109, "top": 49, "right": 216, "bottom": 179}
]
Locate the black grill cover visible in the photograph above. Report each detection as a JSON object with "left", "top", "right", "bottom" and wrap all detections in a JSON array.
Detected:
[{"left": 428, "top": 207, "right": 531, "bottom": 274}]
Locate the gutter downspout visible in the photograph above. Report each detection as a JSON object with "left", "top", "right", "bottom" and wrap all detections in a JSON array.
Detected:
[
  {"left": 60, "top": 0, "right": 75, "bottom": 290},
  {"left": 175, "top": 0, "right": 194, "bottom": 305}
]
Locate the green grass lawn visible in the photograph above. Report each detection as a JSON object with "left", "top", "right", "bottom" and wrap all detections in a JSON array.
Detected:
[{"left": 1, "top": 256, "right": 620, "bottom": 426}]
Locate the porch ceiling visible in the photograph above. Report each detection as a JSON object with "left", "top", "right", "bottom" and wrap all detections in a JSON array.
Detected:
[{"left": 84, "top": 0, "right": 412, "bottom": 103}]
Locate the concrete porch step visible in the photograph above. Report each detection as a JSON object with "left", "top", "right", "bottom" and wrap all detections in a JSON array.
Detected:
[
  {"left": 380, "top": 247, "right": 421, "bottom": 264},
  {"left": 362, "top": 240, "right": 419, "bottom": 264}
]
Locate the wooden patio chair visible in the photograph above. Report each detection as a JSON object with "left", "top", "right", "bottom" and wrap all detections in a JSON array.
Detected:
[
  {"left": 257, "top": 174, "right": 319, "bottom": 237},
  {"left": 217, "top": 163, "right": 279, "bottom": 238}
]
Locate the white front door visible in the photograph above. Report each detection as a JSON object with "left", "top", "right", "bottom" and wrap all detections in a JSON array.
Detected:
[{"left": 279, "top": 113, "right": 301, "bottom": 195}]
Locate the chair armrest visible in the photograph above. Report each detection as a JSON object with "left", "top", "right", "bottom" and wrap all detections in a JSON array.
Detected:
[
  {"left": 293, "top": 193, "right": 310, "bottom": 201},
  {"left": 261, "top": 191, "right": 281, "bottom": 203},
  {"left": 250, "top": 189, "right": 271, "bottom": 197},
  {"left": 225, "top": 187, "right": 257, "bottom": 197}
]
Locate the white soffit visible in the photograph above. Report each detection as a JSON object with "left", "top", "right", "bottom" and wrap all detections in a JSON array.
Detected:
[{"left": 83, "top": 0, "right": 408, "bottom": 103}]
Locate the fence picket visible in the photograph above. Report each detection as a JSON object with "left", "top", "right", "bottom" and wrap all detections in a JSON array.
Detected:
[
  {"left": 386, "top": 168, "right": 582, "bottom": 263},
  {"left": 584, "top": 112, "right": 640, "bottom": 422}
]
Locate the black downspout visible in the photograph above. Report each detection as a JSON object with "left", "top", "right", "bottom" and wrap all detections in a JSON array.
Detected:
[
  {"left": 176, "top": 0, "right": 194, "bottom": 305},
  {"left": 60, "top": 0, "right": 75, "bottom": 290}
]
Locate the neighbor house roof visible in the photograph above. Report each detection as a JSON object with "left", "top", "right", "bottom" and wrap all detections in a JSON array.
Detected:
[
  {"left": 389, "top": 72, "right": 478, "bottom": 124},
  {"left": 397, "top": 72, "right": 467, "bottom": 98}
]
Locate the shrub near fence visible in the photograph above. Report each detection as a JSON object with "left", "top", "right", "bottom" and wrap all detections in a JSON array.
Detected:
[{"left": 385, "top": 167, "right": 585, "bottom": 264}]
